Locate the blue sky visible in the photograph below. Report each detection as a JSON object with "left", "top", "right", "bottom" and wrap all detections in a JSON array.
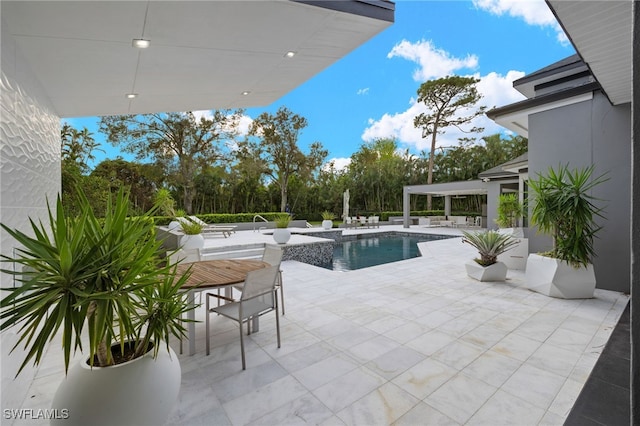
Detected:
[{"left": 66, "top": 0, "right": 575, "bottom": 170}]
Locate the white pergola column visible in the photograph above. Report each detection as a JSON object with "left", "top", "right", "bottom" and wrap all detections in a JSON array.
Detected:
[
  {"left": 402, "top": 187, "right": 411, "bottom": 228},
  {"left": 444, "top": 195, "right": 451, "bottom": 217}
]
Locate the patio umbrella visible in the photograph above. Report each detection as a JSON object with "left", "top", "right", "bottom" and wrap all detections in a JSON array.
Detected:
[{"left": 343, "top": 189, "right": 350, "bottom": 221}]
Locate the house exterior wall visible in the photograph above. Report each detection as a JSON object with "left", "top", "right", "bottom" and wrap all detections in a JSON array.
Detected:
[
  {"left": 527, "top": 91, "right": 631, "bottom": 293},
  {"left": 1, "top": 17, "right": 61, "bottom": 412}
]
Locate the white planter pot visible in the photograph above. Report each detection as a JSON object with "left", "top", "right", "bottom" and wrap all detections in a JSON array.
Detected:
[
  {"left": 180, "top": 233, "right": 204, "bottom": 250},
  {"left": 497, "top": 227, "right": 525, "bottom": 238},
  {"left": 322, "top": 220, "right": 333, "bottom": 230},
  {"left": 51, "top": 343, "right": 181, "bottom": 426},
  {"left": 497, "top": 238, "right": 529, "bottom": 270},
  {"left": 273, "top": 228, "right": 291, "bottom": 244},
  {"left": 168, "top": 220, "right": 181, "bottom": 231},
  {"left": 525, "top": 253, "right": 596, "bottom": 299},
  {"left": 465, "top": 261, "right": 508, "bottom": 282}
]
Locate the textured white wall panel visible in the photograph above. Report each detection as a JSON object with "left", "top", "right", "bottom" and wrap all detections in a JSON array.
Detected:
[{"left": 1, "top": 18, "right": 61, "bottom": 413}]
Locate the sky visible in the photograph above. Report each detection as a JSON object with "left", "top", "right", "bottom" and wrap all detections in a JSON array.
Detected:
[{"left": 66, "top": 0, "right": 575, "bottom": 171}]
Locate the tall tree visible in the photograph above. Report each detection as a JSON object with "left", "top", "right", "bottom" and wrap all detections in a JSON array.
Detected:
[
  {"left": 60, "top": 124, "right": 108, "bottom": 215},
  {"left": 414, "top": 75, "right": 486, "bottom": 209},
  {"left": 91, "top": 159, "right": 164, "bottom": 213},
  {"left": 247, "top": 106, "right": 327, "bottom": 212},
  {"left": 99, "top": 110, "right": 244, "bottom": 213}
]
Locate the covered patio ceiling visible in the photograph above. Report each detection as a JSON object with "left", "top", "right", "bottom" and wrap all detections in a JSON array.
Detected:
[
  {"left": 1, "top": 1, "right": 393, "bottom": 118},
  {"left": 546, "top": 0, "right": 632, "bottom": 106},
  {"left": 405, "top": 180, "right": 488, "bottom": 197}
]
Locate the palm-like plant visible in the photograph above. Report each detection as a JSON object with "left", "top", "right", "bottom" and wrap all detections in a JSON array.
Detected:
[
  {"left": 528, "top": 164, "right": 607, "bottom": 268},
  {"left": 495, "top": 193, "right": 524, "bottom": 228},
  {"left": 275, "top": 214, "right": 292, "bottom": 228},
  {"left": 462, "top": 230, "right": 520, "bottom": 266},
  {"left": 0, "top": 188, "right": 191, "bottom": 375},
  {"left": 321, "top": 211, "right": 336, "bottom": 221},
  {"left": 179, "top": 218, "right": 203, "bottom": 235}
]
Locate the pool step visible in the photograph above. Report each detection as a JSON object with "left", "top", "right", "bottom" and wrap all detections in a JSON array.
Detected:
[{"left": 201, "top": 243, "right": 265, "bottom": 260}]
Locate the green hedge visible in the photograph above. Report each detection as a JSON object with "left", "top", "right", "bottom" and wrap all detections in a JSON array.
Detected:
[
  {"left": 152, "top": 213, "right": 296, "bottom": 226},
  {"left": 151, "top": 210, "right": 483, "bottom": 225}
]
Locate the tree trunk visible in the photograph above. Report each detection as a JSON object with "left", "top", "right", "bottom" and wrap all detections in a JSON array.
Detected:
[
  {"left": 280, "top": 187, "right": 288, "bottom": 213},
  {"left": 427, "top": 131, "right": 438, "bottom": 211},
  {"left": 183, "top": 186, "right": 194, "bottom": 214}
]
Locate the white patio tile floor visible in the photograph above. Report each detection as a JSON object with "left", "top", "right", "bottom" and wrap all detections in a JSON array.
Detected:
[{"left": 9, "top": 226, "right": 629, "bottom": 426}]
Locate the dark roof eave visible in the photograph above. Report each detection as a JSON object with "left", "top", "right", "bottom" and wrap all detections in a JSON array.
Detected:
[
  {"left": 512, "top": 54, "right": 585, "bottom": 87},
  {"left": 486, "top": 81, "right": 601, "bottom": 120},
  {"left": 294, "top": 0, "right": 395, "bottom": 22}
]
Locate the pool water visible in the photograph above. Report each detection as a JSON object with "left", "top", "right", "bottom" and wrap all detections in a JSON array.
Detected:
[{"left": 318, "top": 233, "right": 452, "bottom": 271}]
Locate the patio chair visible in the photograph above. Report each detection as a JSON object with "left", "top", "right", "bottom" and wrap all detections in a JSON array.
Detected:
[
  {"left": 232, "top": 245, "right": 284, "bottom": 314},
  {"left": 262, "top": 245, "right": 285, "bottom": 314},
  {"left": 187, "top": 215, "right": 236, "bottom": 238},
  {"left": 205, "top": 265, "right": 281, "bottom": 369},
  {"left": 368, "top": 216, "right": 380, "bottom": 228}
]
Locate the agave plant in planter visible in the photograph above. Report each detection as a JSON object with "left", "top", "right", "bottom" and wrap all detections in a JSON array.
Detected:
[
  {"left": 178, "top": 217, "right": 204, "bottom": 250},
  {"left": 273, "top": 214, "right": 292, "bottom": 244},
  {"left": 0, "top": 188, "right": 191, "bottom": 426},
  {"left": 462, "top": 230, "right": 519, "bottom": 282},
  {"left": 321, "top": 211, "right": 335, "bottom": 230},
  {"left": 526, "top": 164, "right": 608, "bottom": 299}
]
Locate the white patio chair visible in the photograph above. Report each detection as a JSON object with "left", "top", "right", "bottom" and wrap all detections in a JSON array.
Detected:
[{"left": 205, "top": 265, "right": 281, "bottom": 369}]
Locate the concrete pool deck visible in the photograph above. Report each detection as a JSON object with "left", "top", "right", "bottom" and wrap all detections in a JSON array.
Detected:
[{"left": 7, "top": 225, "right": 629, "bottom": 425}]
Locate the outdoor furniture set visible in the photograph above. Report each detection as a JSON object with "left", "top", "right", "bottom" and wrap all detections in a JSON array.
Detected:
[
  {"left": 173, "top": 246, "right": 284, "bottom": 369},
  {"left": 344, "top": 216, "right": 380, "bottom": 228}
]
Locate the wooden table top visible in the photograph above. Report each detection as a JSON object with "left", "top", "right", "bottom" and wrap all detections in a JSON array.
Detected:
[{"left": 176, "top": 259, "right": 269, "bottom": 290}]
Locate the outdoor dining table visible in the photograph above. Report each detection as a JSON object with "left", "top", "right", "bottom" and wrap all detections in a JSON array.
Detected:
[{"left": 175, "top": 259, "right": 269, "bottom": 355}]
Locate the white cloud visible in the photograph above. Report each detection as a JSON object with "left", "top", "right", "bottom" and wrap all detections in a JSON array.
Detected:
[
  {"left": 357, "top": 87, "right": 370, "bottom": 95},
  {"left": 324, "top": 157, "right": 351, "bottom": 172},
  {"left": 236, "top": 114, "right": 253, "bottom": 136},
  {"left": 388, "top": 39, "right": 479, "bottom": 82},
  {"left": 192, "top": 110, "right": 213, "bottom": 121},
  {"left": 472, "top": 0, "right": 568, "bottom": 44},
  {"left": 192, "top": 110, "right": 253, "bottom": 138}
]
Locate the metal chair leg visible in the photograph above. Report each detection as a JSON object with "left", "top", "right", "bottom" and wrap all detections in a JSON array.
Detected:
[
  {"left": 278, "top": 270, "right": 285, "bottom": 315},
  {"left": 205, "top": 295, "right": 210, "bottom": 356},
  {"left": 240, "top": 319, "right": 246, "bottom": 370}
]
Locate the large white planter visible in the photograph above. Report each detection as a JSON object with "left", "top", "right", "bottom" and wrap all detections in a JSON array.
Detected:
[
  {"left": 51, "top": 343, "right": 181, "bottom": 426},
  {"left": 273, "top": 228, "right": 291, "bottom": 244},
  {"left": 497, "top": 238, "right": 529, "bottom": 270},
  {"left": 168, "top": 220, "right": 181, "bottom": 231},
  {"left": 497, "top": 227, "right": 525, "bottom": 238},
  {"left": 180, "top": 233, "right": 204, "bottom": 250},
  {"left": 322, "top": 220, "right": 333, "bottom": 230},
  {"left": 465, "top": 261, "right": 508, "bottom": 282},
  {"left": 525, "top": 253, "right": 596, "bottom": 299}
]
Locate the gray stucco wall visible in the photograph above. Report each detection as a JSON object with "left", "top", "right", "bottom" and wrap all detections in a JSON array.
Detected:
[
  {"left": 485, "top": 179, "right": 519, "bottom": 230},
  {"left": 527, "top": 91, "right": 631, "bottom": 293}
]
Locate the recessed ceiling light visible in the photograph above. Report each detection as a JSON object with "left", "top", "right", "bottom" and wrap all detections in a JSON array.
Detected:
[
  {"left": 132, "top": 39, "right": 150, "bottom": 49},
  {"left": 241, "top": 91, "right": 250, "bottom": 96},
  {"left": 285, "top": 51, "right": 296, "bottom": 58},
  {"left": 125, "top": 93, "right": 138, "bottom": 99}
]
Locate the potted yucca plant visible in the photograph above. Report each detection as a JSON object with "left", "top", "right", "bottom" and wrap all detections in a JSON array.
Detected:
[
  {"left": 526, "top": 164, "right": 607, "bottom": 298},
  {"left": 495, "top": 193, "right": 528, "bottom": 269},
  {"left": 462, "top": 230, "right": 519, "bottom": 282},
  {"left": 0, "top": 188, "right": 191, "bottom": 426},
  {"left": 321, "top": 211, "right": 335, "bottom": 230},
  {"left": 178, "top": 217, "right": 204, "bottom": 250},
  {"left": 273, "top": 214, "right": 292, "bottom": 244}
]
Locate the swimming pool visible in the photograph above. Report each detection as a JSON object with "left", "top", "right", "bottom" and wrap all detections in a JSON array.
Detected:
[{"left": 317, "top": 233, "right": 454, "bottom": 271}]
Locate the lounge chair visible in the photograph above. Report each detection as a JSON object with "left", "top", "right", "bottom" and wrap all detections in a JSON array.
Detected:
[{"left": 188, "top": 216, "right": 236, "bottom": 238}]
